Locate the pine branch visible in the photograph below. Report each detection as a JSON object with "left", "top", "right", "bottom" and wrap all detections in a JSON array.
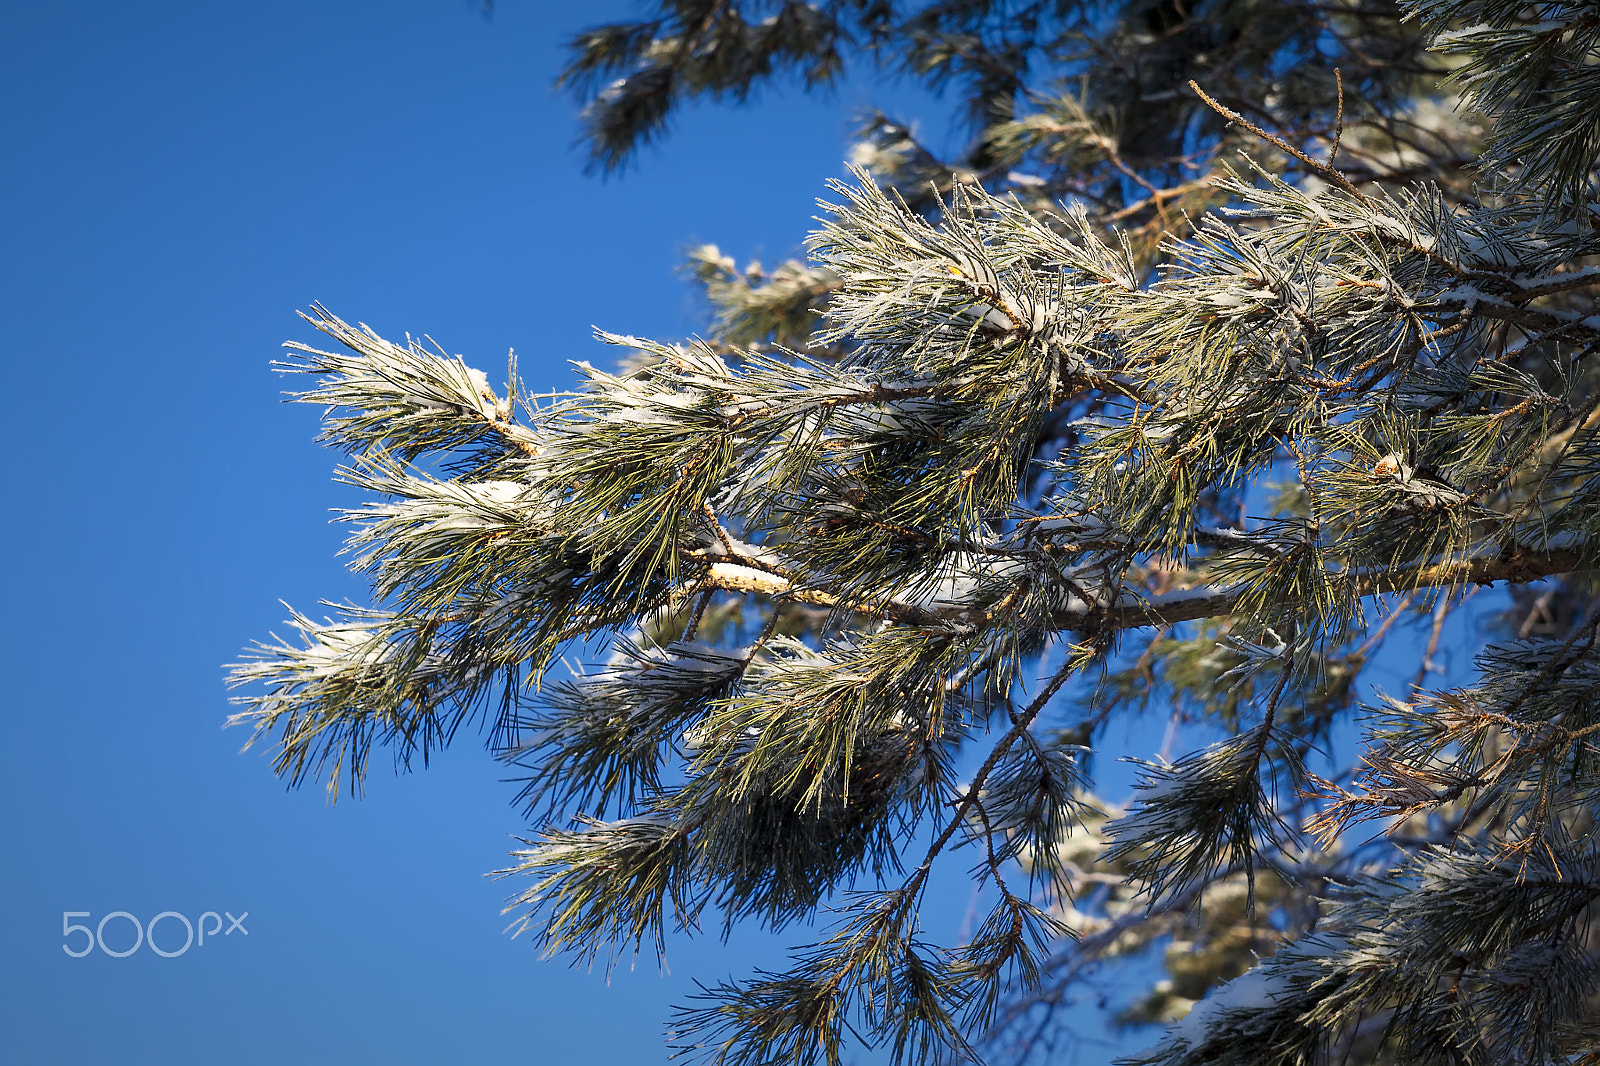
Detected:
[{"left": 695, "top": 547, "right": 1588, "bottom": 633}]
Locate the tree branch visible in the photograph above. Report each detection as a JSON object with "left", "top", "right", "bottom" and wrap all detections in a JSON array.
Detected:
[{"left": 699, "top": 548, "right": 1586, "bottom": 634}]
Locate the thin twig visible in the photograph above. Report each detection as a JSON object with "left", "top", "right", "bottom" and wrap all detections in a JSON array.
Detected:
[
  {"left": 1329, "top": 68, "right": 1345, "bottom": 167},
  {"left": 903, "top": 650, "right": 1098, "bottom": 905},
  {"left": 1189, "top": 80, "right": 1370, "bottom": 204},
  {"left": 1411, "top": 588, "right": 1456, "bottom": 693},
  {"left": 682, "top": 587, "right": 716, "bottom": 641}
]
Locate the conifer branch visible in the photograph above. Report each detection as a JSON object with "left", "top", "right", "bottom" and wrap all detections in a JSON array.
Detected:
[
  {"left": 235, "top": 7, "right": 1600, "bottom": 1061},
  {"left": 694, "top": 547, "right": 1588, "bottom": 634}
]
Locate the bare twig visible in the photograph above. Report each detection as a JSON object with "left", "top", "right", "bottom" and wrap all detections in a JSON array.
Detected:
[{"left": 1329, "top": 68, "right": 1345, "bottom": 167}]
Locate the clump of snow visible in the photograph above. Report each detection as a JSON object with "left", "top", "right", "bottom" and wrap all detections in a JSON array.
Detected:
[{"left": 1143, "top": 964, "right": 1288, "bottom": 1056}]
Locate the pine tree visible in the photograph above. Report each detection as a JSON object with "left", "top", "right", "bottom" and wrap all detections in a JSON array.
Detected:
[{"left": 231, "top": 2, "right": 1600, "bottom": 1063}]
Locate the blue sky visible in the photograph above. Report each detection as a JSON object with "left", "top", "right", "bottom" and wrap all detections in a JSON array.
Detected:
[{"left": 0, "top": 4, "right": 1497, "bottom": 1063}]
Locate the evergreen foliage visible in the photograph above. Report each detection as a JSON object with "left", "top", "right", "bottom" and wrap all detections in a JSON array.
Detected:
[{"left": 233, "top": 1, "right": 1600, "bottom": 1062}]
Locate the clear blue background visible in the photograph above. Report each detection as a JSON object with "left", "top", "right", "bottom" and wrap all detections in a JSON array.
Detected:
[{"left": 0, "top": 4, "right": 1485, "bottom": 1063}]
